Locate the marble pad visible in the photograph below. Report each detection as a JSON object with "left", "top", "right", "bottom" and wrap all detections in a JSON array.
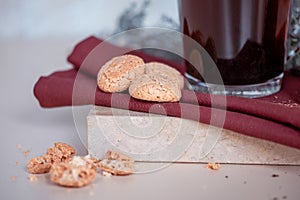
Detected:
[{"left": 87, "top": 106, "right": 300, "bottom": 165}]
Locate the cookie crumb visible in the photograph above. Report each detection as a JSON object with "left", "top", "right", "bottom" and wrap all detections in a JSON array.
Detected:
[
  {"left": 102, "top": 171, "right": 112, "bottom": 177},
  {"left": 28, "top": 174, "right": 38, "bottom": 182},
  {"left": 272, "top": 174, "right": 279, "bottom": 178},
  {"left": 23, "top": 150, "right": 30, "bottom": 157},
  {"left": 11, "top": 176, "right": 17, "bottom": 181},
  {"left": 15, "top": 161, "right": 19, "bottom": 166},
  {"left": 205, "top": 163, "right": 220, "bottom": 170}
]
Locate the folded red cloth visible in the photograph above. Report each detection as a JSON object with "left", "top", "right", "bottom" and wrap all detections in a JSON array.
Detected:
[{"left": 34, "top": 36, "right": 300, "bottom": 149}]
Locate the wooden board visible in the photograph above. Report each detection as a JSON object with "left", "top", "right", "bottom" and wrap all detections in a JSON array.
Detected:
[{"left": 87, "top": 106, "right": 300, "bottom": 165}]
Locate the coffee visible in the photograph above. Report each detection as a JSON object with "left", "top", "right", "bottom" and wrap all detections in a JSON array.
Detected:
[{"left": 179, "top": 0, "right": 291, "bottom": 86}]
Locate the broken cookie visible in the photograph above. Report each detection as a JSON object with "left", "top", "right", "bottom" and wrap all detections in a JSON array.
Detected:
[{"left": 99, "top": 150, "right": 135, "bottom": 176}]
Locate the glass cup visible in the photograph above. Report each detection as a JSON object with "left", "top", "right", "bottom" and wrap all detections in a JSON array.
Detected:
[
  {"left": 178, "top": 0, "right": 292, "bottom": 98},
  {"left": 287, "top": 0, "right": 300, "bottom": 72}
]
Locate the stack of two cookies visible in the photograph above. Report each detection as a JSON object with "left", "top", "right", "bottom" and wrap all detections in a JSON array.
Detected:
[{"left": 97, "top": 55, "right": 184, "bottom": 102}]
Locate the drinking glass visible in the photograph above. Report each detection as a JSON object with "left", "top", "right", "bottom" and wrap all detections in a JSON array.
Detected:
[{"left": 178, "top": 0, "right": 292, "bottom": 97}]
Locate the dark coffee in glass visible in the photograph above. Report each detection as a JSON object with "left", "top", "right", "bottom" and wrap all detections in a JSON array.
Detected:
[{"left": 178, "top": 0, "right": 292, "bottom": 97}]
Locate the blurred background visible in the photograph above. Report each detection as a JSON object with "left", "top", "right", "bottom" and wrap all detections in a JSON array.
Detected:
[
  {"left": 0, "top": 0, "right": 299, "bottom": 71},
  {"left": 0, "top": 0, "right": 179, "bottom": 41},
  {"left": 1, "top": 0, "right": 299, "bottom": 65}
]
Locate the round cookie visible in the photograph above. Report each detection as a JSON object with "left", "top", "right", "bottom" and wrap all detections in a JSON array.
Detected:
[
  {"left": 129, "top": 74, "right": 182, "bottom": 102},
  {"left": 97, "top": 54, "right": 145, "bottom": 92},
  {"left": 50, "top": 162, "right": 96, "bottom": 188},
  {"left": 144, "top": 62, "right": 184, "bottom": 89}
]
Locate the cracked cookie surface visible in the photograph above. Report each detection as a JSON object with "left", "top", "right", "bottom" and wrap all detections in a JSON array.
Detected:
[{"left": 97, "top": 54, "right": 145, "bottom": 92}]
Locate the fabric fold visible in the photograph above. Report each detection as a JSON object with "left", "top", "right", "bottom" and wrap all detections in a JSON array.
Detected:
[
  {"left": 67, "top": 36, "right": 300, "bottom": 130},
  {"left": 33, "top": 36, "right": 300, "bottom": 149}
]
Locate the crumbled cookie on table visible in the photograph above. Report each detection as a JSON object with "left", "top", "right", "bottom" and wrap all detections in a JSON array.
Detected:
[
  {"left": 27, "top": 155, "right": 52, "bottom": 174},
  {"left": 49, "top": 162, "right": 96, "bottom": 188},
  {"left": 26, "top": 143, "right": 102, "bottom": 187},
  {"left": 46, "top": 142, "right": 76, "bottom": 164},
  {"left": 97, "top": 54, "right": 145, "bottom": 93},
  {"left": 27, "top": 142, "right": 76, "bottom": 174},
  {"left": 104, "top": 150, "right": 134, "bottom": 162},
  {"left": 68, "top": 155, "right": 100, "bottom": 171},
  {"left": 49, "top": 155, "right": 99, "bottom": 187},
  {"left": 99, "top": 150, "right": 135, "bottom": 176}
]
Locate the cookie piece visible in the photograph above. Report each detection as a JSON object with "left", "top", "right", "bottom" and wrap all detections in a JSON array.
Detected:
[
  {"left": 99, "top": 159, "right": 135, "bottom": 176},
  {"left": 68, "top": 155, "right": 100, "bottom": 171},
  {"left": 99, "top": 150, "right": 135, "bottom": 176},
  {"left": 46, "top": 142, "right": 76, "bottom": 164},
  {"left": 97, "top": 54, "right": 145, "bottom": 92},
  {"left": 129, "top": 73, "right": 182, "bottom": 102},
  {"left": 50, "top": 162, "right": 96, "bottom": 188},
  {"left": 145, "top": 62, "right": 184, "bottom": 89},
  {"left": 104, "top": 150, "right": 134, "bottom": 162},
  {"left": 27, "top": 155, "right": 52, "bottom": 174},
  {"left": 205, "top": 162, "right": 221, "bottom": 170}
]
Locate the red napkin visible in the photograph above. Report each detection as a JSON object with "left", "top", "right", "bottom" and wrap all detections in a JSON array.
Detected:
[{"left": 34, "top": 36, "right": 300, "bottom": 149}]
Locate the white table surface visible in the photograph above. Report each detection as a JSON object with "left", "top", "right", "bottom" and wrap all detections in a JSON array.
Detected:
[{"left": 1, "top": 37, "right": 300, "bottom": 200}]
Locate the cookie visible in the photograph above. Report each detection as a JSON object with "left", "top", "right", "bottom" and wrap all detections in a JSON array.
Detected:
[
  {"left": 27, "top": 142, "right": 75, "bottom": 174},
  {"left": 104, "top": 149, "right": 134, "bottom": 162},
  {"left": 68, "top": 155, "right": 100, "bottom": 171},
  {"left": 99, "top": 159, "right": 135, "bottom": 176},
  {"left": 129, "top": 73, "right": 182, "bottom": 102},
  {"left": 27, "top": 155, "right": 52, "bottom": 174},
  {"left": 97, "top": 54, "right": 145, "bottom": 92},
  {"left": 46, "top": 142, "right": 76, "bottom": 164},
  {"left": 99, "top": 150, "right": 135, "bottom": 176},
  {"left": 49, "top": 162, "right": 96, "bottom": 188},
  {"left": 145, "top": 62, "right": 184, "bottom": 89}
]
